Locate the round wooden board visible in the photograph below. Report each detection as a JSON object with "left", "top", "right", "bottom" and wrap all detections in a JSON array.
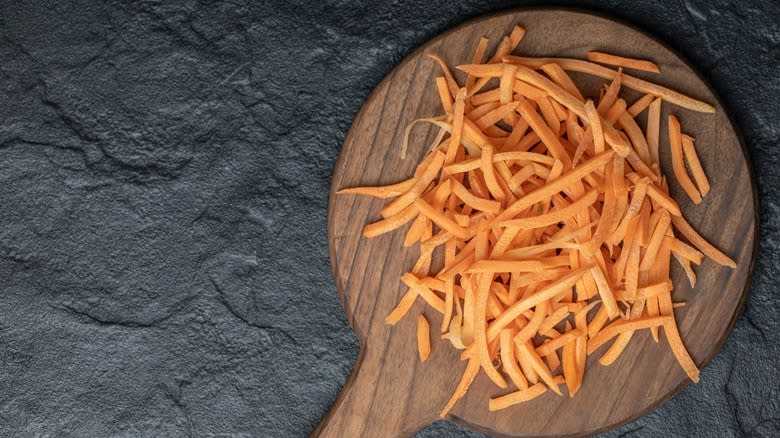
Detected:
[{"left": 318, "top": 8, "right": 757, "bottom": 438}]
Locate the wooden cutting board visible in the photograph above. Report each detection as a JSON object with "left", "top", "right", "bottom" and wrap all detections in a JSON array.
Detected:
[{"left": 317, "top": 8, "right": 757, "bottom": 438}]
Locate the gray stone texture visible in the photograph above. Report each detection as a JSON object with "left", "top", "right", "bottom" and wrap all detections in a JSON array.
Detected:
[{"left": 0, "top": 1, "right": 777, "bottom": 437}]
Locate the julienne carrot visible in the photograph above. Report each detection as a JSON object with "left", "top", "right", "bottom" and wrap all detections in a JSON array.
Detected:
[
  {"left": 586, "top": 51, "right": 661, "bottom": 74},
  {"left": 339, "top": 25, "right": 736, "bottom": 416}
]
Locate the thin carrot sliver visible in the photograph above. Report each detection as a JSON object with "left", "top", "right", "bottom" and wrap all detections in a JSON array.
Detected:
[
  {"left": 671, "top": 215, "right": 736, "bottom": 268},
  {"left": 587, "top": 51, "right": 661, "bottom": 73},
  {"left": 503, "top": 56, "right": 716, "bottom": 113},
  {"left": 488, "top": 382, "right": 547, "bottom": 411},
  {"left": 681, "top": 134, "right": 711, "bottom": 197},
  {"left": 668, "top": 114, "right": 702, "bottom": 204},
  {"left": 417, "top": 314, "right": 431, "bottom": 362}
]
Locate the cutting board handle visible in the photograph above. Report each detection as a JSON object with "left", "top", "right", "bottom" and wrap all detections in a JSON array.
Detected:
[{"left": 311, "top": 346, "right": 432, "bottom": 438}]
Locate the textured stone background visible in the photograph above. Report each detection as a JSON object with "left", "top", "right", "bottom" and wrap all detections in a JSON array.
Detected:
[{"left": 0, "top": 1, "right": 776, "bottom": 437}]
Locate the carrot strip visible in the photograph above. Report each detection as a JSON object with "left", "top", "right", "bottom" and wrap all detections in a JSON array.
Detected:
[
  {"left": 668, "top": 115, "right": 702, "bottom": 204},
  {"left": 627, "top": 93, "right": 655, "bottom": 117},
  {"left": 585, "top": 100, "right": 605, "bottom": 154},
  {"left": 418, "top": 314, "right": 431, "bottom": 362},
  {"left": 338, "top": 177, "right": 416, "bottom": 198},
  {"left": 597, "top": 71, "right": 622, "bottom": 115},
  {"left": 488, "top": 383, "right": 547, "bottom": 411},
  {"left": 681, "top": 134, "right": 711, "bottom": 197},
  {"left": 500, "top": 189, "right": 599, "bottom": 230},
  {"left": 663, "top": 320, "right": 700, "bottom": 382},
  {"left": 503, "top": 56, "right": 716, "bottom": 112},
  {"left": 587, "top": 316, "right": 673, "bottom": 354},
  {"left": 363, "top": 203, "right": 419, "bottom": 238},
  {"left": 517, "top": 341, "right": 562, "bottom": 395},
  {"left": 646, "top": 97, "right": 662, "bottom": 166},
  {"left": 427, "top": 53, "right": 459, "bottom": 98},
  {"left": 515, "top": 96, "right": 571, "bottom": 166},
  {"left": 587, "top": 51, "right": 661, "bottom": 73},
  {"left": 541, "top": 63, "right": 584, "bottom": 102},
  {"left": 598, "top": 331, "right": 634, "bottom": 365},
  {"left": 439, "top": 354, "right": 480, "bottom": 417},
  {"left": 500, "top": 329, "right": 529, "bottom": 391},
  {"left": 671, "top": 216, "right": 736, "bottom": 268}
]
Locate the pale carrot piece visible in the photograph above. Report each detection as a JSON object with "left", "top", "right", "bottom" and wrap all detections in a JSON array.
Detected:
[
  {"left": 503, "top": 56, "right": 716, "bottom": 113},
  {"left": 584, "top": 100, "right": 605, "bottom": 154},
  {"left": 627, "top": 93, "right": 655, "bottom": 117},
  {"left": 541, "top": 63, "right": 584, "bottom": 102},
  {"left": 598, "top": 331, "right": 634, "bottom": 366},
  {"left": 417, "top": 314, "right": 431, "bottom": 362},
  {"left": 597, "top": 71, "right": 622, "bottom": 115},
  {"left": 338, "top": 177, "right": 416, "bottom": 198},
  {"left": 439, "top": 354, "right": 480, "bottom": 417},
  {"left": 587, "top": 51, "right": 660, "bottom": 73},
  {"left": 488, "top": 383, "right": 547, "bottom": 411},
  {"left": 681, "top": 134, "right": 711, "bottom": 197},
  {"left": 668, "top": 114, "right": 702, "bottom": 204},
  {"left": 511, "top": 80, "right": 547, "bottom": 100},
  {"left": 517, "top": 341, "right": 562, "bottom": 395},
  {"left": 663, "top": 320, "right": 700, "bottom": 382},
  {"left": 427, "top": 52, "right": 459, "bottom": 98},
  {"left": 587, "top": 316, "right": 673, "bottom": 353},
  {"left": 646, "top": 97, "right": 662, "bottom": 166},
  {"left": 670, "top": 216, "right": 736, "bottom": 268},
  {"left": 500, "top": 329, "right": 529, "bottom": 391},
  {"left": 500, "top": 189, "right": 599, "bottom": 230}
]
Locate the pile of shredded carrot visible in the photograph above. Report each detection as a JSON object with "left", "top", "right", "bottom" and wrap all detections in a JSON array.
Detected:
[{"left": 339, "top": 25, "right": 736, "bottom": 416}]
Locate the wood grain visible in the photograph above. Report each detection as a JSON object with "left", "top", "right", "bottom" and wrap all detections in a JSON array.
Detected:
[{"left": 317, "top": 9, "right": 757, "bottom": 438}]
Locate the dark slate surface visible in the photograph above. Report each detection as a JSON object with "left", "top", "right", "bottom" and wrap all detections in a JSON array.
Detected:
[{"left": 0, "top": 1, "right": 776, "bottom": 437}]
